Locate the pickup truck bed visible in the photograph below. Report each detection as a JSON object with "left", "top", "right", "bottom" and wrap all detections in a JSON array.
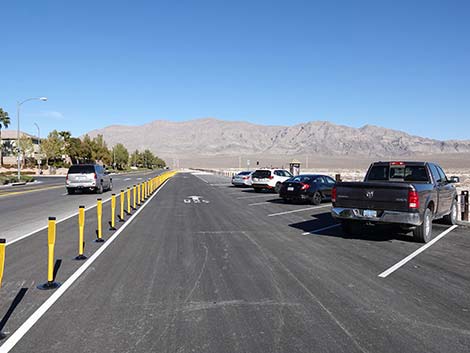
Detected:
[{"left": 331, "top": 161, "right": 458, "bottom": 243}]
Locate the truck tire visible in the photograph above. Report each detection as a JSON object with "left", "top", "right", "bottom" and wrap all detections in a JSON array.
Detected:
[
  {"left": 443, "top": 198, "right": 457, "bottom": 225},
  {"left": 341, "top": 220, "right": 363, "bottom": 236},
  {"left": 413, "top": 208, "right": 432, "bottom": 243}
]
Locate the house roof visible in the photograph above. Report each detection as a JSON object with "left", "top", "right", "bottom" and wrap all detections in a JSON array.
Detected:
[{"left": 1, "top": 130, "right": 38, "bottom": 139}]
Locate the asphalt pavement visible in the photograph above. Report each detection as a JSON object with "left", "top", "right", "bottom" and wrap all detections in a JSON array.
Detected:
[
  {"left": 0, "top": 170, "right": 161, "bottom": 243},
  {"left": 0, "top": 171, "right": 469, "bottom": 353}
]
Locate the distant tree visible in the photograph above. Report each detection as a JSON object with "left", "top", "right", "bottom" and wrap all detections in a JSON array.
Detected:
[
  {"left": 41, "top": 130, "right": 63, "bottom": 166},
  {"left": 17, "top": 135, "right": 34, "bottom": 167},
  {"left": 80, "top": 135, "right": 94, "bottom": 162},
  {"left": 130, "top": 149, "right": 140, "bottom": 167},
  {"left": 67, "top": 137, "right": 84, "bottom": 164},
  {"left": 91, "top": 134, "right": 111, "bottom": 165},
  {"left": 0, "top": 107, "right": 11, "bottom": 167},
  {"left": 112, "top": 143, "right": 129, "bottom": 170}
]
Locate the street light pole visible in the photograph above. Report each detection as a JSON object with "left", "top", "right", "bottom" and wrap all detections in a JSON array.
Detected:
[{"left": 16, "top": 97, "right": 47, "bottom": 181}]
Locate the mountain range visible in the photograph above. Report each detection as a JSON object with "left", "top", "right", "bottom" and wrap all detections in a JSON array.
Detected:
[{"left": 86, "top": 118, "right": 470, "bottom": 160}]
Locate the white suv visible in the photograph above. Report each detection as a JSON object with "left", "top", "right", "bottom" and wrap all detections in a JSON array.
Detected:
[{"left": 251, "top": 169, "right": 293, "bottom": 193}]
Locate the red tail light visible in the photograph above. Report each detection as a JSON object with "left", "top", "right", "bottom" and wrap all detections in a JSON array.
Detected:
[
  {"left": 268, "top": 175, "right": 274, "bottom": 179},
  {"left": 300, "top": 183, "right": 310, "bottom": 191},
  {"left": 94, "top": 173, "right": 98, "bottom": 180},
  {"left": 332, "top": 186, "right": 337, "bottom": 203},
  {"left": 66, "top": 174, "right": 69, "bottom": 183},
  {"left": 391, "top": 161, "right": 405, "bottom": 166},
  {"left": 408, "top": 190, "right": 419, "bottom": 209},
  {"left": 243, "top": 176, "right": 249, "bottom": 180}
]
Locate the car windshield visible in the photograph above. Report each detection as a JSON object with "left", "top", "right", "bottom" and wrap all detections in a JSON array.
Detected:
[
  {"left": 367, "top": 165, "right": 429, "bottom": 182},
  {"left": 289, "top": 175, "right": 314, "bottom": 183},
  {"left": 238, "top": 171, "right": 251, "bottom": 176},
  {"left": 252, "top": 170, "right": 271, "bottom": 178},
  {"left": 68, "top": 165, "right": 95, "bottom": 174}
]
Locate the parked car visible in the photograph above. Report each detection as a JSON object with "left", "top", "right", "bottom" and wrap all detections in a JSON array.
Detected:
[
  {"left": 279, "top": 174, "right": 336, "bottom": 204},
  {"left": 331, "top": 161, "right": 459, "bottom": 243},
  {"left": 66, "top": 164, "right": 112, "bottom": 194},
  {"left": 232, "top": 171, "right": 253, "bottom": 187},
  {"left": 251, "top": 169, "right": 293, "bottom": 193}
]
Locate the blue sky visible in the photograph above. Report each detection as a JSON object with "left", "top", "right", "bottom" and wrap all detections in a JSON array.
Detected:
[{"left": 1, "top": 0, "right": 469, "bottom": 140}]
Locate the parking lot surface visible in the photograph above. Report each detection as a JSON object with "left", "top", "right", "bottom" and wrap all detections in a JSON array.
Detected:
[{"left": 0, "top": 172, "right": 469, "bottom": 352}]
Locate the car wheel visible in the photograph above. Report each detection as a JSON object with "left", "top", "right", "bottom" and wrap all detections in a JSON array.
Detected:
[
  {"left": 96, "top": 183, "right": 104, "bottom": 194},
  {"left": 443, "top": 198, "right": 457, "bottom": 225},
  {"left": 254, "top": 188, "right": 262, "bottom": 193},
  {"left": 108, "top": 179, "right": 113, "bottom": 192},
  {"left": 413, "top": 208, "right": 432, "bottom": 243},
  {"left": 67, "top": 188, "right": 75, "bottom": 195},
  {"left": 341, "top": 220, "right": 362, "bottom": 236},
  {"left": 274, "top": 182, "right": 282, "bottom": 193},
  {"left": 311, "top": 191, "right": 322, "bottom": 205}
]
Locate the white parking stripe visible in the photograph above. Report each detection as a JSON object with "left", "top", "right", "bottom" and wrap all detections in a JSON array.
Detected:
[
  {"left": 302, "top": 224, "right": 340, "bottom": 235},
  {"left": 0, "top": 179, "right": 171, "bottom": 353},
  {"left": 378, "top": 225, "right": 458, "bottom": 278},
  {"left": 248, "top": 201, "right": 270, "bottom": 206},
  {"left": 268, "top": 204, "right": 331, "bottom": 217}
]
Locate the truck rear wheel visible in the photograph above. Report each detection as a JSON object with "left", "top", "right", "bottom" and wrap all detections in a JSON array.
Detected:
[
  {"left": 341, "top": 220, "right": 363, "bottom": 236},
  {"left": 443, "top": 198, "right": 457, "bottom": 225},
  {"left": 413, "top": 208, "right": 432, "bottom": 243}
]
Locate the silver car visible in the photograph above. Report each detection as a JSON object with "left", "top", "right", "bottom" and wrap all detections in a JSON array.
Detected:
[
  {"left": 66, "top": 164, "right": 112, "bottom": 194},
  {"left": 232, "top": 171, "right": 253, "bottom": 187}
]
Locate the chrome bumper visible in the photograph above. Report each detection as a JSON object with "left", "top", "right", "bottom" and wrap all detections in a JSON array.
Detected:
[{"left": 331, "top": 207, "right": 422, "bottom": 226}]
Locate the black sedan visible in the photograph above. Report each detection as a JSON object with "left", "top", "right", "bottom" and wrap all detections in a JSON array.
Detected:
[{"left": 279, "top": 174, "right": 336, "bottom": 205}]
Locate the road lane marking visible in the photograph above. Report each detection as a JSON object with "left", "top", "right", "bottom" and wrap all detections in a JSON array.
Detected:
[
  {"left": 378, "top": 225, "right": 458, "bottom": 278},
  {"left": 248, "top": 201, "right": 271, "bottom": 206},
  {"left": 268, "top": 204, "right": 331, "bottom": 217},
  {"left": 0, "top": 178, "right": 171, "bottom": 353},
  {"left": 6, "top": 172, "right": 162, "bottom": 247},
  {"left": 0, "top": 185, "right": 64, "bottom": 198},
  {"left": 302, "top": 224, "right": 340, "bottom": 235},
  {"left": 236, "top": 194, "right": 276, "bottom": 200}
]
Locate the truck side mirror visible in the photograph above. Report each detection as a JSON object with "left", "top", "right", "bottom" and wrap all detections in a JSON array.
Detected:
[{"left": 449, "top": 176, "right": 460, "bottom": 183}]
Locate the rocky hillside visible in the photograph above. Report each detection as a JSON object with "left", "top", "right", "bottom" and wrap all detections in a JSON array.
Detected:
[{"left": 86, "top": 118, "right": 470, "bottom": 157}]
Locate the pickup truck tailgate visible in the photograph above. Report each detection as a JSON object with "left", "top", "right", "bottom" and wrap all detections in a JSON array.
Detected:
[{"left": 335, "top": 182, "right": 411, "bottom": 212}]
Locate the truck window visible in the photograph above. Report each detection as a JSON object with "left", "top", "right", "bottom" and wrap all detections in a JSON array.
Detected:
[
  {"left": 367, "top": 164, "right": 429, "bottom": 182},
  {"left": 436, "top": 165, "right": 448, "bottom": 183},
  {"left": 429, "top": 164, "right": 442, "bottom": 183},
  {"left": 367, "top": 166, "right": 389, "bottom": 181}
]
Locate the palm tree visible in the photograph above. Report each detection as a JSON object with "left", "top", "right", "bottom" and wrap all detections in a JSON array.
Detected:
[{"left": 0, "top": 108, "right": 11, "bottom": 167}]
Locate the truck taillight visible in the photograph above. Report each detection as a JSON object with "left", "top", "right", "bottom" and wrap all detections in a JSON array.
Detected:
[
  {"left": 332, "top": 186, "right": 337, "bottom": 203},
  {"left": 300, "top": 183, "right": 310, "bottom": 191},
  {"left": 408, "top": 190, "right": 419, "bottom": 209}
]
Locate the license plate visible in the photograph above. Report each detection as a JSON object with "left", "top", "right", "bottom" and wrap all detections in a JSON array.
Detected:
[
  {"left": 363, "top": 210, "right": 377, "bottom": 218},
  {"left": 287, "top": 187, "right": 294, "bottom": 191}
]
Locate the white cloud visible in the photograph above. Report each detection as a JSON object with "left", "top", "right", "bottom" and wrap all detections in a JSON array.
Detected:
[{"left": 25, "top": 111, "right": 65, "bottom": 120}]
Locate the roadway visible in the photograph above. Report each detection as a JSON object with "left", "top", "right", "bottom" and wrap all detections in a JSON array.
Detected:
[
  {"left": 0, "top": 172, "right": 469, "bottom": 352},
  {"left": 0, "top": 171, "right": 161, "bottom": 243}
]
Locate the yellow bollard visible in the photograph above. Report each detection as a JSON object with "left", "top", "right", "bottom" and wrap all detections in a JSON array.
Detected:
[
  {"left": 127, "top": 187, "right": 131, "bottom": 215},
  {"left": 75, "top": 206, "right": 87, "bottom": 260},
  {"left": 37, "top": 217, "right": 61, "bottom": 289},
  {"left": 119, "top": 190, "right": 125, "bottom": 222},
  {"left": 133, "top": 185, "right": 137, "bottom": 209},
  {"left": 138, "top": 183, "right": 141, "bottom": 205},
  {"left": 0, "top": 239, "right": 5, "bottom": 288},
  {"left": 109, "top": 193, "right": 117, "bottom": 230},
  {"left": 96, "top": 198, "right": 104, "bottom": 242}
]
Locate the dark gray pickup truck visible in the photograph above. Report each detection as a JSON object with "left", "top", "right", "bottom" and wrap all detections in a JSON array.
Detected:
[{"left": 331, "top": 161, "right": 459, "bottom": 242}]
